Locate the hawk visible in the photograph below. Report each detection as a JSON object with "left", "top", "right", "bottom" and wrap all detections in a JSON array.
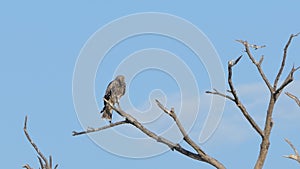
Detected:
[{"left": 100, "top": 75, "right": 126, "bottom": 122}]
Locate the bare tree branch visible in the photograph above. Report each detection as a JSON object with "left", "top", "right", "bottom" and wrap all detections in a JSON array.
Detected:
[
  {"left": 72, "top": 34, "right": 298, "bottom": 169},
  {"left": 37, "top": 156, "right": 44, "bottom": 169},
  {"left": 22, "top": 164, "right": 33, "bottom": 169},
  {"left": 275, "top": 66, "right": 300, "bottom": 97},
  {"left": 240, "top": 34, "right": 299, "bottom": 169},
  {"left": 49, "top": 156, "right": 53, "bottom": 169},
  {"left": 107, "top": 99, "right": 225, "bottom": 169},
  {"left": 230, "top": 56, "right": 265, "bottom": 138},
  {"left": 206, "top": 55, "right": 264, "bottom": 138},
  {"left": 274, "top": 33, "right": 300, "bottom": 89},
  {"left": 228, "top": 55, "right": 242, "bottom": 67},
  {"left": 283, "top": 138, "right": 300, "bottom": 163},
  {"left": 73, "top": 99, "right": 225, "bottom": 169},
  {"left": 285, "top": 92, "right": 300, "bottom": 107},
  {"left": 72, "top": 120, "right": 128, "bottom": 136},
  {"left": 258, "top": 55, "right": 264, "bottom": 66},
  {"left": 236, "top": 40, "right": 274, "bottom": 93},
  {"left": 155, "top": 99, "right": 206, "bottom": 155},
  {"left": 284, "top": 91, "right": 300, "bottom": 164},
  {"left": 235, "top": 40, "right": 276, "bottom": 169},
  {"left": 24, "top": 116, "right": 49, "bottom": 168},
  {"left": 23, "top": 116, "right": 58, "bottom": 169},
  {"left": 205, "top": 88, "right": 235, "bottom": 102}
]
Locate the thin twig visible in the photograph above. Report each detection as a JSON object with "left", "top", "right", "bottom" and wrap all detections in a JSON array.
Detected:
[
  {"left": 23, "top": 116, "right": 58, "bottom": 169},
  {"left": 205, "top": 89, "right": 235, "bottom": 102},
  {"left": 72, "top": 120, "right": 128, "bottom": 136},
  {"left": 155, "top": 100, "right": 175, "bottom": 117},
  {"left": 275, "top": 66, "right": 300, "bottom": 97},
  {"left": 258, "top": 55, "right": 264, "bottom": 66},
  {"left": 22, "top": 164, "right": 33, "bottom": 169},
  {"left": 283, "top": 138, "right": 300, "bottom": 163},
  {"left": 274, "top": 33, "right": 300, "bottom": 89},
  {"left": 50, "top": 156, "right": 52, "bottom": 169},
  {"left": 228, "top": 55, "right": 242, "bottom": 67},
  {"left": 37, "top": 156, "right": 44, "bottom": 168},
  {"left": 285, "top": 92, "right": 300, "bottom": 107},
  {"left": 24, "top": 116, "right": 49, "bottom": 168},
  {"left": 248, "top": 43, "right": 266, "bottom": 50}
]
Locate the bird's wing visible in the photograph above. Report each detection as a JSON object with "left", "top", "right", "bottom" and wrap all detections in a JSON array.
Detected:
[
  {"left": 103, "top": 80, "right": 116, "bottom": 104},
  {"left": 121, "top": 81, "right": 126, "bottom": 96},
  {"left": 103, "top": 83, "right": 110, "bottom": 98}
]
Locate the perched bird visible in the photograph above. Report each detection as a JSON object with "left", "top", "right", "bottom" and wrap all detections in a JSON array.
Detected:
[{"left": 100, "top": 75, "right": 126, "bottom": 123}]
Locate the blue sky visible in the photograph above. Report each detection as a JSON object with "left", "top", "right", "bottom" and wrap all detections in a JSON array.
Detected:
[{"left": 1, "top": 1, "right": 300, "bottom": 169}]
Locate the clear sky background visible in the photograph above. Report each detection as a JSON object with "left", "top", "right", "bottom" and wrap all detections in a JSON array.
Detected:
[{"left": 1, "top": 1, "right": 300, "bottom": 169}]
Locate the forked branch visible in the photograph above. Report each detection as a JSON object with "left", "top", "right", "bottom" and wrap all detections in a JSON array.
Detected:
[
  {"left": 155, "top": 99, "right": 206, "bottom": 155},
  {"left": 275, "top": 66, "right": 300, "bottom": 96},
  {"left": 23, "top": 116, "right": 58, "bottom": 169},
  {"left": 236, "top": 40, "right": 273, "bottom": 93},
  {"left": 228, "top": 55, "right": 264, "bottom": 138},
  {"left": 274, "top": 33, "right": 300, "bottom": 89},
  {"left": 73, "top": 99, "right": 225, "bottom": 169},
  {"left": 283, "top": 91, "right": 300, "bottom": 164},
  {"left": 283, "top": 138, "right": 300, "bottom": 163},
  {"left": 206, "top": 55, "right": 264, "bottom": 138}
]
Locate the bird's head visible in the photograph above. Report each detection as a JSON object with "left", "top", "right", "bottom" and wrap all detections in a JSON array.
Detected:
[{"left": 115, "top": 75, "right": 125, "bottom": 82}]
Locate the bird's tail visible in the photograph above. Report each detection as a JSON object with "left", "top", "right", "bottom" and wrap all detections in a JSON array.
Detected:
[{"left": 100, "top": 105, "right": 112, "bottom": 121}]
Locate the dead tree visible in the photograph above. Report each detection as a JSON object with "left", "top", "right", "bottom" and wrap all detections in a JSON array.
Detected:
[
  {"left": 206, "top": 33, "right": 299, "bottom": 169},
  {"left": 73, "top": 33, "right": 299, "bottom": 169},
  {"left": 23, "top": 116, "right": 58, "bottom": 169}
]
